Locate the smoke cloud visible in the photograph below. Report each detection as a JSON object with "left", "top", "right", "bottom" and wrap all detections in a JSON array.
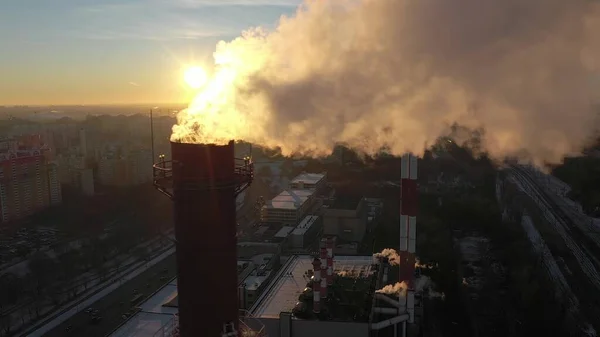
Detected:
[
  {"left": 373, "top": 248, "right": 400, "bottom": 266},
  {"left": 376, "top": 281, "right": 408, "bottom": 296},
  {"left": 172, "top": 0, "right": 600, "bottom": 164}
]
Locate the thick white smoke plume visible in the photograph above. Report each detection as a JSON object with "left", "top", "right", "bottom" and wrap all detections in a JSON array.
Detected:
[
  {"left": 172, "top": 0, "right": 600, "bottom": 164},
  {"left": 373, "top": 248, "right": 400, "bottom": 266},
  {"left": 376, "top": 281, "right": 408, "bottom": 296}
]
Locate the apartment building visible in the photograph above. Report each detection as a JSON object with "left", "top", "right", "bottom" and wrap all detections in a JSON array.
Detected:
[{"left": 0, "top": 138, "right": 61, "bottom": 223}]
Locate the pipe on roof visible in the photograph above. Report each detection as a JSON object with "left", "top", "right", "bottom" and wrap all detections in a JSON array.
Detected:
[
  {"left": 375, "top": 293, "right": 402, "bottom": 308},
  {"left": 371, "top": 314, "right": 410, "bottom": 330},
  {"left": 373, "top": 307, "right": 401, "bottom": 315}
]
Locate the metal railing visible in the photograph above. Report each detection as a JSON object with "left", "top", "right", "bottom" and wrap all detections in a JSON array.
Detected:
[{"left": 152, "top": 156, "right": 254, "bottom": 199}]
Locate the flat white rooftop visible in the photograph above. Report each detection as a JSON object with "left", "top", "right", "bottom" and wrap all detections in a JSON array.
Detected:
[
  {"left": 291, "top": 172, "right": 326, "bottom": 186},
  {"left": 266, "top": 189, "right": 314, "bottom": 210},
  {"left": 250, "top": 255, "right": 374, "bottom": 319},
  {"left": 110, "top": 278, "right": 178, "bottom": 337},
  {"left": 292, "top": 215, "right": 319, "bottom": 236}
]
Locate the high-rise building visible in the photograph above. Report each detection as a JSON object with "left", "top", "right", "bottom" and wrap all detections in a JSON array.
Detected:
[{"left": 0, "top": 138, "right": 62, "bottom": 223}]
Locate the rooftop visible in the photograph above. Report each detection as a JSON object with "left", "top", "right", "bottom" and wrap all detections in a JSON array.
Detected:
[
  {"left": 250, "top": 255, "right": 375, "bottom": 319},
  {"left": 274, "top": 226, "right": 295, "bottom": 238},
  {"left": 109, "top": 278, "right": 178, "bottom": 337},
  {"left": 292, "top": 215, "right": 320, "bottom": 236},
  {"left": 265, "top": 189, "right": 314, "bottom": 210},
  {"left": 290, "top": 172, "right": 326, "bottom": 186},
  {"left": 332, "top": 197, "right": 363, "bottom": 210}
]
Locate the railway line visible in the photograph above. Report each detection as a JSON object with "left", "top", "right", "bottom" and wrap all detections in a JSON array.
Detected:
[{"left": 508, "top": 166, "right": 600, "bottom": 329}]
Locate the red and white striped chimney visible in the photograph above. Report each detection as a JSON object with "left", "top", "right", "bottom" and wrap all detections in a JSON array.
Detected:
[
  {"left": 326, "top": 237, "right": 334, "bottom": 285},
  {"left": 400, "top": 153, "right": 417, "bottom": 322},
  {"left": 312, "top": 257, "right": 321, "bottom": 314},
  {"left": 320, "top": 246, "right": 328, "bottom": 299}
]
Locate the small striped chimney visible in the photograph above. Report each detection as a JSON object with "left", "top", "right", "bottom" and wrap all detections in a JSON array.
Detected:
[
  {"left": 312, "top": 257, "right": 321, "bottom": 313},
  {"left": 326, "top": 237, "right": 334, "bottom": 285},
  {"left": 320, "top": 246, "right": 328, "bottom": 299}
]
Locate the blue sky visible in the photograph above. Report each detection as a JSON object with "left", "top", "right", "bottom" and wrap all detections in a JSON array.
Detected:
[{"left": 0, "top": 0, "right": 301, "bottom": 105}]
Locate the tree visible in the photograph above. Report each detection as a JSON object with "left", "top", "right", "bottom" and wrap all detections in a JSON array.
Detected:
[
  {"left": 28, "top": 252, "right": 56, "bottom": 296},
  {"left": 0, "top": 273, "right": 21, "bottom": 312}
]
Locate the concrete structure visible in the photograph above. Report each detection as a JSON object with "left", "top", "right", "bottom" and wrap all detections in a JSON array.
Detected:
[
  {"left": 261, "top": 189, "right": 316, "bottom": 225},
  {"left": 290, "top": 172, "right": 327, "bottom": 191},
  {"left": 248, "top": 255, "right": 378, "bottom": 337},
  {"left": 0, "top": 137, "right": 61, "bottom": 223},
  {"left": 170, "top": 141, "right": 239, "bottom": 337},
  {"left": 323, "top": 197, "right": 368, "bottom": 242},
  {"left": 290, "top": 215, "right": 321, "bottom": 248}
]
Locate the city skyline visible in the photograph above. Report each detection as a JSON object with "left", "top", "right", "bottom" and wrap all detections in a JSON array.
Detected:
[{"left": 0, "top": 0, "right": 301, "bottom": 106}]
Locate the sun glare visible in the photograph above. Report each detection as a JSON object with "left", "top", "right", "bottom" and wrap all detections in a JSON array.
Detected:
[{"left": 183, "top": 66, "right": 208, "bottom": 89}]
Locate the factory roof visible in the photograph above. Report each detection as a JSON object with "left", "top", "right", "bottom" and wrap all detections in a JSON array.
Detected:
[
  {"left": 331, "top": 197, "right": 363, "bottom": 210},
  {"left": 292, "top": 215, "right": 319, "bottom": 236},
  {"left": 265, "top": 189, "right": 314, "bottom": 210},
  {"left": 290, "top": 172, "right": 326, "bottom": 186},
  {"left": 275, "top": 226, "right": 295, "bottom": 238},
  {"left": 242, "top": 271, "right": 272, "bottom": 291},
  {"left": 249, "top": 255, "right": 375, "bottom": 319},
  {"left": 109, "top": 278, "right": 178, "bottom": 337}
]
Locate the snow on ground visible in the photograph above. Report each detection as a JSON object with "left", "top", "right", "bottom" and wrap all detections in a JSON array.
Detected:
[{"left": 507, "top": 173, "right": 600, "bottom": 290}]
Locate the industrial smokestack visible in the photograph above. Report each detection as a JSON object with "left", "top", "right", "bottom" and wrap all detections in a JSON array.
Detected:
[
  {"left": 326, "top": 237, "right": 334, "bottom": 285},
  {"left": 312, "top": 257, "right": 322, "bottom": 314},
  {"left": 399, "top": 153, "right": 418, "bottom": 323},
  {"left": 170, "top": 140, "right": 238, "bottom": 337},
  {"left": 320, "top": 245, "right": 328, "bottom": 299}
]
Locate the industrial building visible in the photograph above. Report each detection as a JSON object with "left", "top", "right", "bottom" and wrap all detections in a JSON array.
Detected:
[
  {"left": 261, "top": 189, "right": 317, "bottom": 225},
  {"left": 290, "top": 215, "right": 321, "bottom": 249},
  {"left": 151, "top": 140, "right": 421, "bottom": 337},
  {"left": 289, "top": 172, "right": 327, "bottom": 191},
  {"left": 323, "top": 197, "right": 368, "bottom": 243}
]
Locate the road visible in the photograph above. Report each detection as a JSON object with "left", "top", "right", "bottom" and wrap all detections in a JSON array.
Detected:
[
  {"left": 22, "top": 247, "right": 176, "bottom": 337},
  {"left": 508, "top": 166, "right": 600, "bottom": 328}
]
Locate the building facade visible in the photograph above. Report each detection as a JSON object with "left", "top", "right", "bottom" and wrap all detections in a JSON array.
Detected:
[
  {"left": 0, "top": 138, "right": 61, "bottom": 223},
  {"left": 323, "top": 198, "right": 368, "bottom": 243},
  {"left": 261, "top": 189, "right": 316, "bottom": 226}
]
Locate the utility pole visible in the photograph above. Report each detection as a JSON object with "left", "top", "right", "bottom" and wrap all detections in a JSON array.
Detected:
[{"left": 150, "top": 109, "right": 155, "bottom": 161}]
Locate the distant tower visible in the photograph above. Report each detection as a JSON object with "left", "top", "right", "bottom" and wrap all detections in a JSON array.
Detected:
[{"left": 399, "top": 153, "right": 417, "bottom": 323}]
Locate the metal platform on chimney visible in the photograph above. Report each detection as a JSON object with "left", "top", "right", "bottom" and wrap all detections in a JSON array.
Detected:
[{"left": 152, "top": 154, "right": 254, "bottom": 199}]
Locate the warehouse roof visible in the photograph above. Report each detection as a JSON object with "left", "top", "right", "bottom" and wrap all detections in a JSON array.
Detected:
[
  {"left": 275, "top": 226, "right": 295, "bottom": 238},
  {"left": 265, "top": 189, "right": 314, "bottom": 210},
  {"left": 249, "top": 255, "right": 375, "bottom": 319},
  {"left": 292, "top": 215, "right": 319, "bottom": 236},
  {"left": 290, "top": 172, "right": 326, "bottom": 186}
]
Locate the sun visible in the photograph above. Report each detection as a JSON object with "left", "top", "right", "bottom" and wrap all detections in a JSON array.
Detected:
[{"left": 183, "top": 66, "right": 208, "bottom": 89}]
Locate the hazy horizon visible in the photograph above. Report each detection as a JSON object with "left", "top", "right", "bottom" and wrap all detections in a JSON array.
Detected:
[{"left": 0, "top": 0, "right": 301, "bottom": 105}]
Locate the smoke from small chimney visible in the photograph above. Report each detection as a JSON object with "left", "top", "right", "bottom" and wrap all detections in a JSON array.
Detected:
[{"left": 374, "top": 248, "right": 401, "bottom": 266}]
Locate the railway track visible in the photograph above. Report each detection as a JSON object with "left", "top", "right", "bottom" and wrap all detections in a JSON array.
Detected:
[{"left": 508, "top": 166, "right": 600, "bottom": 329}]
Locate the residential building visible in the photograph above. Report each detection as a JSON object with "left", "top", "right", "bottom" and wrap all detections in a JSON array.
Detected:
[{"left": 0, "top": 138, "right": 61, "bottom": 223}]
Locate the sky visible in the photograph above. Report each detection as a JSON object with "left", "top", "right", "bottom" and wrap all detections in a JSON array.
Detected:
[{"left": 0, "top": 0, "right": 301, "bottom": 105}]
